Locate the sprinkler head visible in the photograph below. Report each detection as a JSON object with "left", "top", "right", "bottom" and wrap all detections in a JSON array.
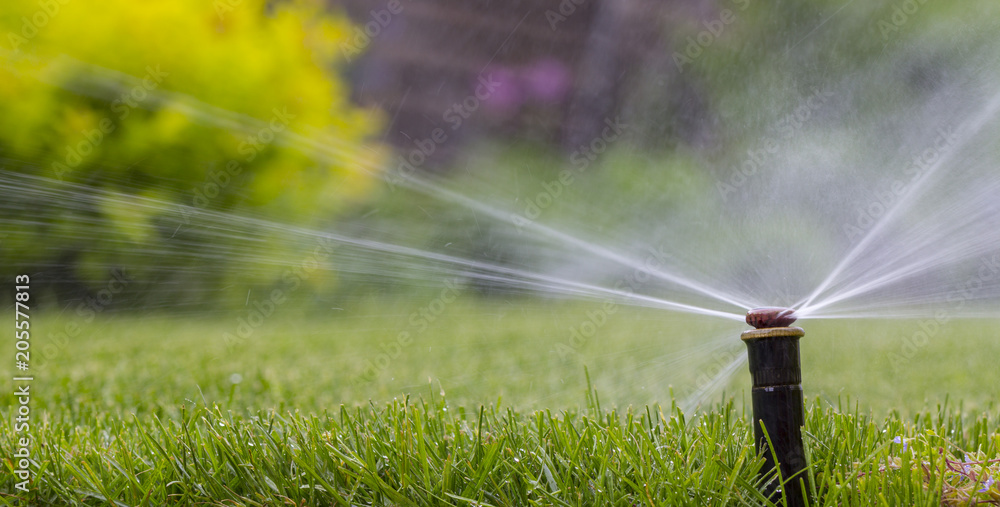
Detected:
[
  {"left": 746, "top": 307, "right": 797, "bottom": 329},
  {"left": 741, "top": 314, "right": 808, "bottom": 506}
]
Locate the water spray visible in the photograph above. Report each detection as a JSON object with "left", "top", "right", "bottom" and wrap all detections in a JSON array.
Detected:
[{"left": 743, "top": 307, "right": 808, "bottom": 506}]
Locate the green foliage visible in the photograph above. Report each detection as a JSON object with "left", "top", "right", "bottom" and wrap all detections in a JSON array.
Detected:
[
  {"left": 0, "top": 0, "right": 382, "bottom": 306},
  {"left": 674, "top": 0, "right": 1000, "bottom": 133}
]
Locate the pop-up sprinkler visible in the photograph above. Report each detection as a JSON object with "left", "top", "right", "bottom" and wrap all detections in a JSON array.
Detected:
[{"left": 743, "top": 307, "right": 808, "bottom": 506}]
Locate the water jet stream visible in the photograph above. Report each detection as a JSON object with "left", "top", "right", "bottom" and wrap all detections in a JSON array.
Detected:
[
  {"left": 795, "top": 181, "right": 1000, "bottom": 318},
  {"left": 397, "top": 174, "right": 756, "bottom": 312},
  {"left": 2, "top": 52, "right": 755, "bottom": 315},
  {"left": 0, "top": 170, "right": 745, "bottom": 321},
  {"left": 680, "top": 351, "right": 746, "bottom": 414},
  {"left": 800, "top": 86, "right": 1000, "bottom": 312}
]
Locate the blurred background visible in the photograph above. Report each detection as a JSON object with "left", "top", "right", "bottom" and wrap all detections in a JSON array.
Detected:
[
  {"left": 2, "top": 0, "right": 1000, "bottom": 412},
  {"left": 1, "top": 0, "right": 993, "bottom": 310}
]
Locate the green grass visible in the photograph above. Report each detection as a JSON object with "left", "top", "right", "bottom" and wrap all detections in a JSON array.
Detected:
[{"left": 3, "top": 299, "right": 1000, "bottom": 505}]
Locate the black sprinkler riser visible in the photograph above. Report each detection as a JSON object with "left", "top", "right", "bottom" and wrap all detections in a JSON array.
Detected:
[
  {"left": 745, "top": 334, "right": 802, "bottom": 386},
  {"left": 750, "top": 383, "right": 807, "bottom": 502},
  {"left": 742, "top": 321, "right": 808, "bottom": 507}
]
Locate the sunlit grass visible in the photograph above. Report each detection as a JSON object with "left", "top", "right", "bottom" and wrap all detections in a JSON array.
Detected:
[{"left": 3, "top": 299, "right": 1000, "bottom": 505}]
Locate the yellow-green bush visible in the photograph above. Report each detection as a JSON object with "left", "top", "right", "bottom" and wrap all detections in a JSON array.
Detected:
[{"left": 0, "top": 0, "right": 383, "bottom": 307}]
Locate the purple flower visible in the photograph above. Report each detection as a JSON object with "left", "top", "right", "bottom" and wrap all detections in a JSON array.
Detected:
[
  {"left": 892, "top": 436, "right": 908, "bottom": 451},
  {"left": 521, "top": 58, "right": 572, "bottom": 103},
  {"left": 979, "top": 476, "right": 994, "bottom": 493},
  {"left": 480, "top": 65, "right": 522, "bottom": 114}
]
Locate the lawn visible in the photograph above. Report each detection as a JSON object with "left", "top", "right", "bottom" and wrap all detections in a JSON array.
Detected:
[{"left": 3, "top": 298, "right": 1000, "bottom": 505}]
